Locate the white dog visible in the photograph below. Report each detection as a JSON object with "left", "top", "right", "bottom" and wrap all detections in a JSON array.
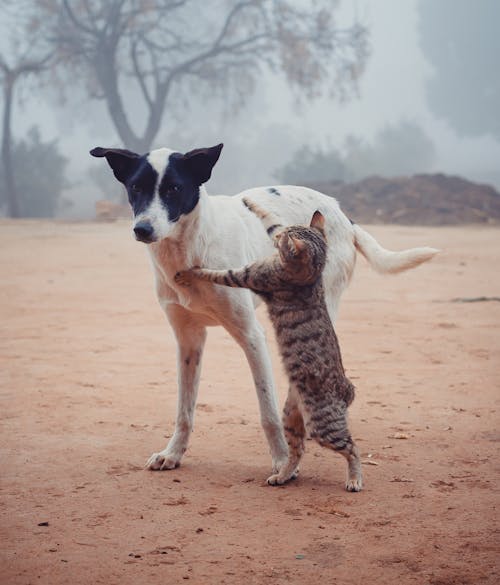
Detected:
[{"left": 90, "top": 143, "right": 438, "bottom": 473}]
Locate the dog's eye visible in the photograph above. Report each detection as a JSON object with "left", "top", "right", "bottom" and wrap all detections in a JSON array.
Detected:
[
  {"left": 131, "top": 184, "right": 142, "bottom": 194},
  {"left": 167, "top": 184, "right": 181, "bottom": 195}
]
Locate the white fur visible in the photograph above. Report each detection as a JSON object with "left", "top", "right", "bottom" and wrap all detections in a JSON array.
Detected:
[
  {"left": 352, "top": 224, "right": 438, "bottom": 274},
  {"left": 142, "top": 154, "right": 438, "bottom": 472},
  {"left": 134, "top": 148, "right": 176, "bottom": 239}
]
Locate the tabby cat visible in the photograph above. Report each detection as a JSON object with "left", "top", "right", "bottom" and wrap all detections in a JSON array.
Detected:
[{"left": 175, "top": 199, "right": 363, "bottom": 491}]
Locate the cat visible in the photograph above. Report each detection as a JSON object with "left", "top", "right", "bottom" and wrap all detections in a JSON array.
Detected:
[{"left": 174, "top": 198, "right": 363, "bottom": 491}]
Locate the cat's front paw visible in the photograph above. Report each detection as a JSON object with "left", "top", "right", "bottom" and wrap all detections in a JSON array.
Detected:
[{"left": 174, "top": 270, "right": 193, "bottom": 286}]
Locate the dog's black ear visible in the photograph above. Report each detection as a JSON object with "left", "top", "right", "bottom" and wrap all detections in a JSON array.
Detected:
[
  {"left": 182, "top": 143, "right": 223, "bottom": 185},
  {"left": 90, "top": 147, "right": 141, "bottom": 184}
]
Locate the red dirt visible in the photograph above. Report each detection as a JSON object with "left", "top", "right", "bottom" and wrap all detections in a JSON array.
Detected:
[{"left": 1, "top": 220, "right": 499, "bottom": 584}]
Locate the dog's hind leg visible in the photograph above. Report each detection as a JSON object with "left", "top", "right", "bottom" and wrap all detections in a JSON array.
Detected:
[
  {"left": 146, "top": 305, "right": 207, "bottom": 471},
  {"left": 221, "top": 312, "right": 289, "bottom": 473}
]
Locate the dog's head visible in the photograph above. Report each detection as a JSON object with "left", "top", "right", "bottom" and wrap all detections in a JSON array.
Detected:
[{"left": 90, "top": 143, "right": 223, "bottom": 243}]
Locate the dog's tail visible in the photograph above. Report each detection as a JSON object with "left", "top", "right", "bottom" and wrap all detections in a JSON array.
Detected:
[{"left": 352, "top": 223, "right": 439, "bottom": 274}]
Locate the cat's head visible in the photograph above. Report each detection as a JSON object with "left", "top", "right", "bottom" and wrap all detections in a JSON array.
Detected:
[{"left": 274, "top": 211, "right": 327, "bottom": 282}]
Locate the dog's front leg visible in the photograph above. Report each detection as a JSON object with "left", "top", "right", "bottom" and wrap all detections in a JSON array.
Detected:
[
  {"left": 220, "top": 311, "right": 289, "bottom": 473},
  {"left": 146, "top": 305, "right": 206, "bottom": 470}
]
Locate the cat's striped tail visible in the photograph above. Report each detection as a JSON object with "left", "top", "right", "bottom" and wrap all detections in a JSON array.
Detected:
[
  {"left": 243, "top": 197, "right": 283, "bottom": 237},
  {"left": 352, "top": 223, "right": 439, "bottom": 274}
]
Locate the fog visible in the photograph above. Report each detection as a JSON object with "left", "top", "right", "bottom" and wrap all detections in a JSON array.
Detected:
[{"left": 4, "top": 0, "right": 500, "bottom": 218}]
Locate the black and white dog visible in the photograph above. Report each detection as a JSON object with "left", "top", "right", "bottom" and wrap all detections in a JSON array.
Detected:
[{"left": 90, "top": 143, "right": 437, "bottom": 474}]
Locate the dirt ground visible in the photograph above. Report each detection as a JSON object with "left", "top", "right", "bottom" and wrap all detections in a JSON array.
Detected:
[{"left": 1, "top": 219, "right": 499, "bottom": 585}]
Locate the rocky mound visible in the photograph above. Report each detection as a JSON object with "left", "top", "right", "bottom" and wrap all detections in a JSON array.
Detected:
[{"left": 308, "top": 174, "right": 500, "bottom": 225}]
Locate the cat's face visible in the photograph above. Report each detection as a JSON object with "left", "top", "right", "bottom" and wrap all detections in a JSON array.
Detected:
[{"left": 274, "top": 212, "right": 327, "bottom": 282}]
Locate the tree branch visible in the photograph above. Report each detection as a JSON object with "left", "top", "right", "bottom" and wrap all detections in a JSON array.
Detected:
[
  {"left": 130, "top": 40, "right": 153, "bottom": 110},
  {"left": 211, "top": 1, "right": 259, "bottom": 50},
  {"left": 62, "top": 0, "right": 97, "bottom": 36}
]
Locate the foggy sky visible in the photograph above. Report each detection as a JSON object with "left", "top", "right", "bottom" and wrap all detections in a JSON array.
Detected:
[{"left": 8, "top": 0, "right": 500, "bottom": 217}]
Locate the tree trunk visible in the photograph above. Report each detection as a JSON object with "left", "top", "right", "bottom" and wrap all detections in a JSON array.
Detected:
[
  {"left": 101, "top": 75, "right": 164, "bottom": 153},
  {"left": 95, "top": 50, "right": 158, "bottom": 153},
  {"left": 1, "top": 75, "right": 20, "bottom": 218}
]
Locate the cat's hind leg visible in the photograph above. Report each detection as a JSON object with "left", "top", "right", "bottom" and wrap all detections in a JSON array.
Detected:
[
  {"left": 267, "top": 392, "right": 305, "bottom": 485},
  {"left": 312, "top": 411, "right": 363, "bottom": 492},
  {"left": 337, "top": 439, "right": 363, "bottom": 492}
]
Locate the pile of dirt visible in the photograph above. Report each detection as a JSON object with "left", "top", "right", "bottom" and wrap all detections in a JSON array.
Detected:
[{"left": 308, "top": 173, "right": 500, "bottom": 225}]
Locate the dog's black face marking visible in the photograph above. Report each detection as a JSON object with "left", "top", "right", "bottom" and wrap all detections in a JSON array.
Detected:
[
  {"left": 157, "top": 153, "right": 201, "bottom": 223},
  {"left": 268, "top": 187, "right": 281, "bottom": 196},
  {"left": 114, "top": 153, "right": 201, "bottom": 222},
  {"left": 126, "top": 158, "right": 157, "bottom": 216},
  {"left": 90, "top": 143, "right": 223, "bottom": 241}
]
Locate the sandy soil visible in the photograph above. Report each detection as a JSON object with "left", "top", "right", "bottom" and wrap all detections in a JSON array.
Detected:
[{"left": 1, "top": 219, "right": 499, "bottom": 585}]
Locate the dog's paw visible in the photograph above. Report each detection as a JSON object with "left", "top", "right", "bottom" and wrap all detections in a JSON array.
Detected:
[
  {"left": 272, "top": 456, "right": 289, "bottom": 474},
  {"left": 267, "top": 472, "right": 295, "bottom": 486},
  {"left": 267, "top": 473, "right": 286, "bottom": 486},
  {"left": 145, "top": 451, "right": 181, "bottom": 471},
  {"left": 174, "top": 270, "right": 192, "bottom": 287},
  {"left": 345, "top": 476, "right": 363, "bottom": 492}
]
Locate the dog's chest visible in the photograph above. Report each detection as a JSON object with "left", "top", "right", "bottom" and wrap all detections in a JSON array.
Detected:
[{"left": 148, "top": 240, "right": 213, "bottom": 312}]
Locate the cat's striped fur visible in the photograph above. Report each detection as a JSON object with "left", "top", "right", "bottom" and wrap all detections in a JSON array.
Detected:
[{"left": 175, "top": 198, "right": 362, "bottom": 491}]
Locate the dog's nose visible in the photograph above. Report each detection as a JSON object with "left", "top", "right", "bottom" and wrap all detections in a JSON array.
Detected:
[{"left": 133, "top": 221, "right": 155, "bottom": 243}]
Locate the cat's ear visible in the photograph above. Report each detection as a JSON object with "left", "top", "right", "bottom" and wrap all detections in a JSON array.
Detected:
[
  {"left": 289, "top": 235, "right": 307, "bottom": 255},
  {"left": 310, "top": 210, "right": 325, "bottom": 231}
]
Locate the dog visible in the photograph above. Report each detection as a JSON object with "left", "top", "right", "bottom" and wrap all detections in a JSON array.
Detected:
[{"left": 90, "top": 143, "right": 438, "bottom": 474}]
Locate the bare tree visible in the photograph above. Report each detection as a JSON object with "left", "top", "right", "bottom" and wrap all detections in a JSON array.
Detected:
[
  {"left": 40, "top": 0, "right": 368, "bottom": 153},
  {"left": 0, "top": 2, "right": 53, "bottom": 217},
  {"left": 0, "top": 58, "right": 52, "bottom": 217}
]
